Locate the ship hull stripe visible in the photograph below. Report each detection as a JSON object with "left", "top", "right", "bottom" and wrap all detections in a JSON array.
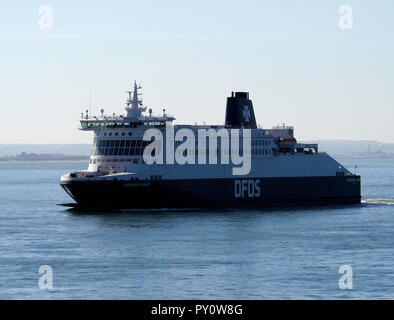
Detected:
[{"left": 60, "top": 176, "right": 361, "bottom": 210}]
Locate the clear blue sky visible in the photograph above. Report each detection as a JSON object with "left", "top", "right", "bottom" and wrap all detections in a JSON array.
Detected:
[{"left": 0, "top": 0, "right": 393, "bottom": 143}]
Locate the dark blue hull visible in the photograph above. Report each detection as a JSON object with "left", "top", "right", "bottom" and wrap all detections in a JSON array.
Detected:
[{"left": 60, "top": 176, "right": 361, "bottom": 211}]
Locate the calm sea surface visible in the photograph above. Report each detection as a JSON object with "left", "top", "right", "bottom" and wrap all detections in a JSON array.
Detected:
[{"left": 0, "top": 159, "right": 393, "bottom": 299}]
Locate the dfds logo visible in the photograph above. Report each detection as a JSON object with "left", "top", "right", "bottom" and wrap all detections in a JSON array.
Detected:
[{"left": 234, "top": 179, "right": 261, "bottom": 198}]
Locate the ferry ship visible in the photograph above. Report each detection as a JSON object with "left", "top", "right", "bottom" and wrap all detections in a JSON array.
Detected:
[{"left": 60, "top": 82, "right": 361, "bottom": 210}]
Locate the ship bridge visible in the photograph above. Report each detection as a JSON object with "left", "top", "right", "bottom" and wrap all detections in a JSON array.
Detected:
[{"left": 79, "top": 81, "right": 175, "bottom": 131}]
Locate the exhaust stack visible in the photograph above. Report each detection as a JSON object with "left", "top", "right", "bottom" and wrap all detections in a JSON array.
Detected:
[{"left": 225, "top": 92, "right": 257, "bottom": 128}]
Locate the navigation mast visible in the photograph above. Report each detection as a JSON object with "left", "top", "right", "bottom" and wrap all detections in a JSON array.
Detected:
[{"left": 125, "top": 81, "right": 146, "bottom": 118}]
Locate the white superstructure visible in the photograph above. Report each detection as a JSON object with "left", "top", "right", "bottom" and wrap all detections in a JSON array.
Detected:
[{"left": 62, "top": 83, "right": 351, "bottom": 183}]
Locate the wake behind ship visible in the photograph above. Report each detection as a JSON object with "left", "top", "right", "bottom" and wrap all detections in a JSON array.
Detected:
[{"left": 60, "top": 82, "right": 361, "bottom": 210}]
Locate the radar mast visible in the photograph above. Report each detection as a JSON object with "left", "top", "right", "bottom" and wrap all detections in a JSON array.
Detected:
[{"left": 125, "top": 81, "right": 147, "bottom": 118}]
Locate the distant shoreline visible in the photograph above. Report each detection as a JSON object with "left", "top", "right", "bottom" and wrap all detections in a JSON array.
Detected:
[
  {"left": 0, "top": 160, "right": 88, "bottom": 163},
  {"left": 1, "top": 141, "right": 394, "bottom": 159},
  {"left": 0, "top": 158, "right": 392, "bottom": 164}
]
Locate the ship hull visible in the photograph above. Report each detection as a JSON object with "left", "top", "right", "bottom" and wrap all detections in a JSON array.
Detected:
[{"left": 60, "top": 176, "right": 361, "bottom": 211}]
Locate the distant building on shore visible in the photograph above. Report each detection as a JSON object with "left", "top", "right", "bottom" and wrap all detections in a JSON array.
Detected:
[{"left": 0, "top": 152, "right": 88, "bottom": 161}]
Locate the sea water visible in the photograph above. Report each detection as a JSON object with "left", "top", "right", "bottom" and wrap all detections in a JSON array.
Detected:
[{"left": 0, "top": 159, "right": 393, "bottom": 299}]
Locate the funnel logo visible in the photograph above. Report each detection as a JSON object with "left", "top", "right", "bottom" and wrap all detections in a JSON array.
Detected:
[{"left": 243, "top": 105, "right": 251, "bottom": 122}]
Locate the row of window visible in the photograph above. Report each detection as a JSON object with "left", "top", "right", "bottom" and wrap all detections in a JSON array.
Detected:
[
  {"left": 252, "top": 148, "right": 272, "bottom": 155},
  {"left": 82, "top": 121, "right": 165, "bottom": 129},
  {"left": 93, "top": 147, "right": 273, "bottom": 157},
  {"left": 100, "top": 131, "right": 133, "bottom": 137},
  {"left": 94, "top": 139, "right": 149, "bottom": 148},
  {"left": 90, "top": 145, "right": 273, "bottom": 165},
  {"left": 93, "top": 139, "right": 274, "bottom": 157},
  {"left": 93, "top": 140, "right": 150, "bottom": 156},
  {"left": 94, "top": 147, "right": 146, "bottom": 156},
  {"left": 252, "top": 140, "right": 272, "bottom": 146},
  {"left": 90, "top": 158, "right": 140, "bottom": 164},
  {"left": 94, "top": 139, "right": 272, "bottom": 151}
]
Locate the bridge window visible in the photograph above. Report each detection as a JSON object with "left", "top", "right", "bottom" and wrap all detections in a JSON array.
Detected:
[{"left": 93, "top": 139, "right": 154, "bottom": 157}]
